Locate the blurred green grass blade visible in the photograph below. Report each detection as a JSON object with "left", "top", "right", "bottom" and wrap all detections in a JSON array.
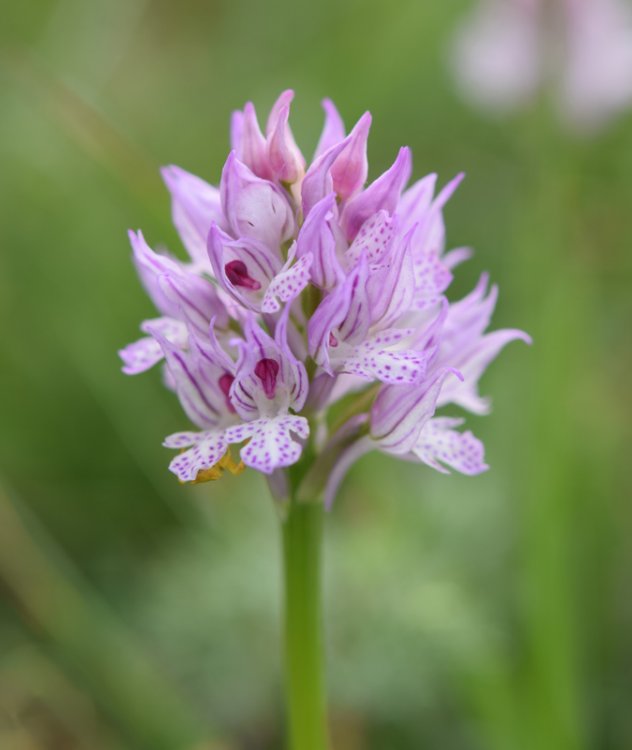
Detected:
[{"left": 0, "top": 484, "right": 227, "bottom": 750}]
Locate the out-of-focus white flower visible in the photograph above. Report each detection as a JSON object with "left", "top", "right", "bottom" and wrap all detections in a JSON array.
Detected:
[{"left": 450, "top": 0, "right": 632, "bottom": 132}]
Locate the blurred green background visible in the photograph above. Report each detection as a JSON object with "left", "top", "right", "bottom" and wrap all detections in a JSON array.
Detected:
[{"left": 1, "top": 1, "right": 631, "bottom": 748}]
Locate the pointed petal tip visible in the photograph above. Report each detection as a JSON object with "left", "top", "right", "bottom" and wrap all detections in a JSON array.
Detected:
[
  {"left": 353, "top": 110, "right": 372, "bottom": 131},
  {"left": 398, "top": 146, "right": 413, "bottom": 173},
  {"left": 160, "top": 164, "right": 178, "bottom": 185},
  {"left": 128, "top": 228, "right": 146, "bottom": 252}
]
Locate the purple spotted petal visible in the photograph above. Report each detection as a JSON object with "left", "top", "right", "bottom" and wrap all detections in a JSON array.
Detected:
[
  {"left": 330, "top": 330, "right": 434, "bottom": 385},
  {"left": 411, "top": 417, "right": 488, "bottom": 475},
  {"left": 261, "top": 246, "right": 313, "bottom": 313},
  {"left": 225, "top": 415, "right": 309, "bottom": 474},
  {"left": 165, "top": 429, "right": 228, "bottom": 482},
  {"left": 345, "top": 210, "right": 395, "bottom": 268}
]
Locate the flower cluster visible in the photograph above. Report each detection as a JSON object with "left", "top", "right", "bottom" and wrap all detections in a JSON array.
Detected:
[
  {"left": 450, "top": 0, "right": 632, "bottom": 132},
  {"left": 120, "top": 91, "right": 529, "bottom": 505}
]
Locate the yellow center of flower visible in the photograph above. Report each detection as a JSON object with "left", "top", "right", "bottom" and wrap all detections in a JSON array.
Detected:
[{"left": 191, "top": 448, "right": 245, "bottom": 484}]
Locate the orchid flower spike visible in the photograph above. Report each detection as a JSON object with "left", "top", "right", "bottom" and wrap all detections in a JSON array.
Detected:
[{"left": 120, "top": 92, "right": 529, "bottom": 504}]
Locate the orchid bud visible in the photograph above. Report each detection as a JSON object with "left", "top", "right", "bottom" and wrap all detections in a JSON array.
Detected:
[{"left": 220, "top": 152, "right": 296, "bottom": 251}]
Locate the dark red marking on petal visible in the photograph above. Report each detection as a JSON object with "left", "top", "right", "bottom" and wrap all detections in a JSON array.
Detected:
[
  {"left": 218, "top": 372, "right": 236, "bottom": 413},
  {"left": 254, "top": 358, "right": 280, "bottom": 399},
  {"left": 225, "top": 260, "right": 262, "bottom": 290}
]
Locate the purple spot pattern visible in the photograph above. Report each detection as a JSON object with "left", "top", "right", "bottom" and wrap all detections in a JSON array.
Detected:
[
  {"left": 340, "top": 339, "right": 430, "bottom": 385},
  {"left": 165, "top": 429, "right": 228, "bottom": 482},
  {"left": 413, "top": 418, "right": 488, "bottom": 475},
  {"left": 345, "top": 210, "right": 394, "bottom": 267},
  {"left": 225, "top": 416, "right": 309, "bottom": 474},
  {"left": 412, "top": 253, "right": 453, "bottom": 309},
  {"left": 262, "top": 253, "right": 313, "bottom": 313}
]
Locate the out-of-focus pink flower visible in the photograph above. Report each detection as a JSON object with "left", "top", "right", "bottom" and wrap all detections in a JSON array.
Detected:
[
  {"left": 450, "top": 0, "right": 632, "bottom": 131},
  {"left": 120, "top": 92, "right": 529, "bottom": 498}
]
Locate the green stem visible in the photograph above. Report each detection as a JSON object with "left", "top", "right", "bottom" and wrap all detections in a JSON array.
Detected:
[{"left": 282, "top": 498, "right": 329, "bottom": 750}]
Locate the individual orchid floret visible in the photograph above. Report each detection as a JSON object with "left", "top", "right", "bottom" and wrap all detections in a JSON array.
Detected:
[
  {"left": 307, "top": 249, "right": 433, "bottom": 386},
  {"left": 224, "top": 311, "right": 309, "bottom": 474},
  {"left": 144, "top": 322, "right": 237, "bottom": 483},
  {"left": 118, "top": 230, "right": 227, "bottom": 375},
  {"left": 120, "top": 90, "right": 528, "bottom": 497},
  {"left": 321, "top": 368, "right": 485, "bottom": 508},
  {"left": 156, "top": 306, "right": 310, "bottom": 480},
  {"left": 208, "top": 224, "right": 312, "bottom": 313},
  {"left": 369, "top": 371, "right": 489, "bottom": 477},
  {"left": 449, "top": 0, "right": 632, "bottom": 132}
]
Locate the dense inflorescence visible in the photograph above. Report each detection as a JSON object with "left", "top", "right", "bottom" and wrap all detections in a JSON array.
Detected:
[{"left": 120, "top": 91, "right": 529, "bottom": 505}]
